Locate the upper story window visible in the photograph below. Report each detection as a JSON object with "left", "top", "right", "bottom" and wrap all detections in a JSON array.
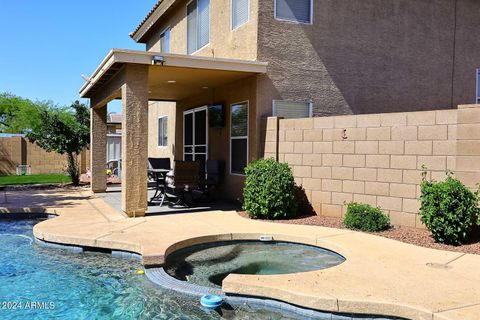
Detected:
[
  {"left": 275, "top": 0, "right": 313, "bottom": 24},
  {"left": 158, "top": 116, "right": 168, "bottom": 147},
  {"left": 477, "top": 68, "right": 480, "bottom": 104},
  {"left": 187, "top": 0, "right": 210, "bottom": 54},
  {"left": 232, "top": 0, "right": 249, "bottom": 30},
  {"left": 273, "top": 100, "right": 312, "bottom": 119},
  {"left": 160, "top": 27, "right": 171, "bottom": 53}
]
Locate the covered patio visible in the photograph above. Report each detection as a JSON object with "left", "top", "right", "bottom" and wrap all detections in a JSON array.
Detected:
[{"left": 80, "top": 49, "right": 267, "bottom": 217}]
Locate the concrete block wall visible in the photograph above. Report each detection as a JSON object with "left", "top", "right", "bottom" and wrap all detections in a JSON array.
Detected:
[
  {"left": 26, "top": 142, "right": 69, "bottom": 174},
  {"left": 264, "top": 105, "right": 480, "bottom": 228},
  {"left": 0, "top": 137, "right": 25, "bottom": 175},
  {"left": 0, "top": 136, "right": 89, "bottom": 175}
]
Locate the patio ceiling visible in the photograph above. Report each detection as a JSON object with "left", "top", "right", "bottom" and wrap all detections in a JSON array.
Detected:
[{"left": 79, "top": 49, "right": 267, "bottom": 105}]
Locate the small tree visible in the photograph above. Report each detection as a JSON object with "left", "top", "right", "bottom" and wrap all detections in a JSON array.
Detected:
[
  {"left": 27, "top": 101, "right": 90, "bottom": 186},
  {"left": 0, "top": 92, "right": 50, "bottom": 133}
]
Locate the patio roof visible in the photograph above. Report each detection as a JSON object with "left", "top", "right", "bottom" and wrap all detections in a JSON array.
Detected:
[
  {"left": 85, "top": 49, "right": 267, "bottom": 216},
  {"left": 79, "top": 49, "right": 267, "bottom": 103}
]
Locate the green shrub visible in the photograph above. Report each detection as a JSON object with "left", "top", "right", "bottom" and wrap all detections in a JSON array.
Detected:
[
  {"left": 243, "top": 158, "right": 297, "bottom": 219},
  {"left": 344, "top": 202, "right": 390, "bottom": 232},
  {"left": 420, "top": 170, "right": 480, "bottom": 245}
]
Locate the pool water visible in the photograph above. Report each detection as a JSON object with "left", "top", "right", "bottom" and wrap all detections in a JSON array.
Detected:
[
  {"left": 0, "top": 219, "right": 301, "bottom": 320},
  {"left": 164, "top": 241, "right": 345, "bottom": 288}
]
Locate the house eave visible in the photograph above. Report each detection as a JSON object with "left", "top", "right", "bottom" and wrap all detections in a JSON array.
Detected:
[
  {"left": 79, "top": 49, "right": 268, "bottom": 99},
  {"left": 130, "top": 0, "right": 178, "bottom": 43}
]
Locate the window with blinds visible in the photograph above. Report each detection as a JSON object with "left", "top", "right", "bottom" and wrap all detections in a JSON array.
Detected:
[
  {"left": 477, "top": 69, "right": 480, "bottom": 104},
  {"left": 273, "top": 100, "right": 312, "bottom": 119},
  {"left": 275, "top": 0, "right": 312, "bottom": 24},
  {"left": 187, "top": 0, "right": 210, "bottom": 54},
  {"left": 158, "top": 116, "right": 168, "bottom": 147},
  {"left": 107, "top": 135, "right": 121, "bottom": 162},
  {"left": 230, "top": 102, "right": 248, "bottom": 175},
  {"left": 160, "top": 28, "right": 170, "bottom": 53},
  {"left": 232, "top": 0, "right": 249, "bottom": 30}
]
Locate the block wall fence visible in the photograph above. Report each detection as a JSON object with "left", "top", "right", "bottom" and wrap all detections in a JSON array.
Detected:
[
  {"left": 0, "top": 136, "right": 90, "bottom": 175},
  {"left": 264, "top": 105, "right": 480, "bottom": 228}
]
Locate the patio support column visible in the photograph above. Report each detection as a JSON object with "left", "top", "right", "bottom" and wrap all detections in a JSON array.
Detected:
[
  {"left": 121, "top": 64, "right": 149, "bottom": 217},
  {"left": 90, "top": 104, "right": 107, "bottom": 193}
]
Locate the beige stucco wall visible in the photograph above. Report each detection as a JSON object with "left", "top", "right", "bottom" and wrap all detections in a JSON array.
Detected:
[
  {"left": 264, "top": 105, "right": 480, "bottom": 228},
  {"left": 148, "top": 101, "right": 176, "bottom": 160},
  {"left": 145, "top": 0, "right": 258, "bottom": 60},
  {"left": 141, "top": 0, "right": 480, "bottom": 119},
  {"left": 256, "top": 0, "right": 480, "bottom": 117}
]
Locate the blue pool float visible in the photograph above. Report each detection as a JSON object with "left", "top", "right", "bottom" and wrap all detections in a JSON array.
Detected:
[{"left": 200, "top": 294, "right": 223, "bottom": 308}]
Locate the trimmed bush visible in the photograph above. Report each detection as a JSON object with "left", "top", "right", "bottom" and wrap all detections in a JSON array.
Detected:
[
  {"left": 243, "top": 158, "right": 297, "bottom": 219},
  {"left": 420, "top": 171, "right": 480, "bottom": 245},
  {"left": 344, "top": 202, "right": 390, "bottom": 232}
]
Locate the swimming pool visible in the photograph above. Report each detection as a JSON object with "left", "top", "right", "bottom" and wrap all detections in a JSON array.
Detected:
[
  {"left": 0, "top": 218, "right": 301, "bottom": 319},
  {"left": 4, "top": 217, "right": 405, "bottom": 320},
  {"left": 164, "top": 240, "right": 345, "bottom": 288}
]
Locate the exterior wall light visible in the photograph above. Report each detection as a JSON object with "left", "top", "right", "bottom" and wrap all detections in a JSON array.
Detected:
[{"left": 152, "top": 55, "right": 165, "bottom": 65}]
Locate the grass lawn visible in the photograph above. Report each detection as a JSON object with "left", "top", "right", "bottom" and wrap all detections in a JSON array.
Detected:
[{"left": 0, "top": 174, "right": 71, "bottom": 186}]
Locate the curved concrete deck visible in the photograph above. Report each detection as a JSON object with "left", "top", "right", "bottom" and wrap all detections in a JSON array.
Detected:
[{"left": 8, "top": 189, "right": 480, "bottom": 320}]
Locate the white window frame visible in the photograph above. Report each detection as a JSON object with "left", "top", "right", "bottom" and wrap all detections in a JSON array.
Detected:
[
  {"left": 274, "top": 0, "right": 314, "bottom": 25},
  {"left": 186, "top": 0, "right": 211, "bottom": 55},
  {"left": 476, "top": 68, "right": 480, "bottom": 104},
  {"left": 231, "top": 0, "right": 250, "bottom": 31},
  {"left": 159, "top": 26, "right": 171, "bottom": 54},
  {"left": 272, "top": 99, "right": 313, "bottom": 118},
  {"left": 230, "top": 101, "right": 249, "bottom": 176},
  {"left": 106, "top": 133, "right": 122, "bottom": 162},
  {"left": 158, "top": 116, "right": 168, "bottom": 147},
  {"left": 183, "top": 106, "right": 209, "bottom": 162}
]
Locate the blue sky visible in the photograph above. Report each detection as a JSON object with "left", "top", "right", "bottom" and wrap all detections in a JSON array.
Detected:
[{"left": 0, "top": 1, "right": 157, "bottom": 112}]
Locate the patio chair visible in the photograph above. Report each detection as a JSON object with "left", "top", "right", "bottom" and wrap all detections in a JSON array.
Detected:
[
  {"left": 148, "top": 157, "right": 171, "bottom": 205},
  {"left": 199, "top": 160, "right": 224, "bottom": 201},
  {"left": 165, "top": 161, "right": 201, "bottom": 207},
  {"left": 148, "top": 157, "right": 171, "bottom": 172},
  {"left": 107, "top": 159, "right": 120, "bottom": 176}
]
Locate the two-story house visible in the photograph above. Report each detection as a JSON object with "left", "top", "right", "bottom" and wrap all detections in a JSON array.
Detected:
[{"left": 81, "top": 0, "right": 480, "bottom": 217}]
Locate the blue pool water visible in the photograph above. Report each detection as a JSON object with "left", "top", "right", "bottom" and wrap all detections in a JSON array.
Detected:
[
  {"left": 0, "top": 218, "right": 300, "bottom": 319},
  {"left": 164, "top": 241, "right": 345, "bottom": 289}
]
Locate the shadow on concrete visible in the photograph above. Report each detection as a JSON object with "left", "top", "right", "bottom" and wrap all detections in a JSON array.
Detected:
[
  {"left": 100, "top": 185, "right": 241, "bottom": 216},
  {"left": 145, "top": 200, "right": 241, "bottom": 217},
  {"left": 1, "top": 189, "right": 93, "bottom": 209}
]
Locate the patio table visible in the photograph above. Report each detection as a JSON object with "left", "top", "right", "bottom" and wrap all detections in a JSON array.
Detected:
[{"left": 148, "top": 168, "right": 171, "bottom": 206}]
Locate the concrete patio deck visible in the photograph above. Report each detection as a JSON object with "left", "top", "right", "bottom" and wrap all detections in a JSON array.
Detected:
[
  {"left": 5, "top": 189, "right": 480, "bottom": 320},
  {"left": 98, "top": 186, "right": 240, "bottom": 216}
]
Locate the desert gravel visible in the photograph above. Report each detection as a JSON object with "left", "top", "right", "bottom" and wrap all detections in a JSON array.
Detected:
[{"left": 238, "top": 212, "right": 480, "bottom": 255}]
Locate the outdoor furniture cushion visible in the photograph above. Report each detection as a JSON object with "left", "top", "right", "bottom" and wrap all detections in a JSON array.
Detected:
[
  {"left": 148, "top": 157, "right": 171, "bottom": 170},
  {"left": 169, "top": 161, "right": 200, "bottom": 189}
]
